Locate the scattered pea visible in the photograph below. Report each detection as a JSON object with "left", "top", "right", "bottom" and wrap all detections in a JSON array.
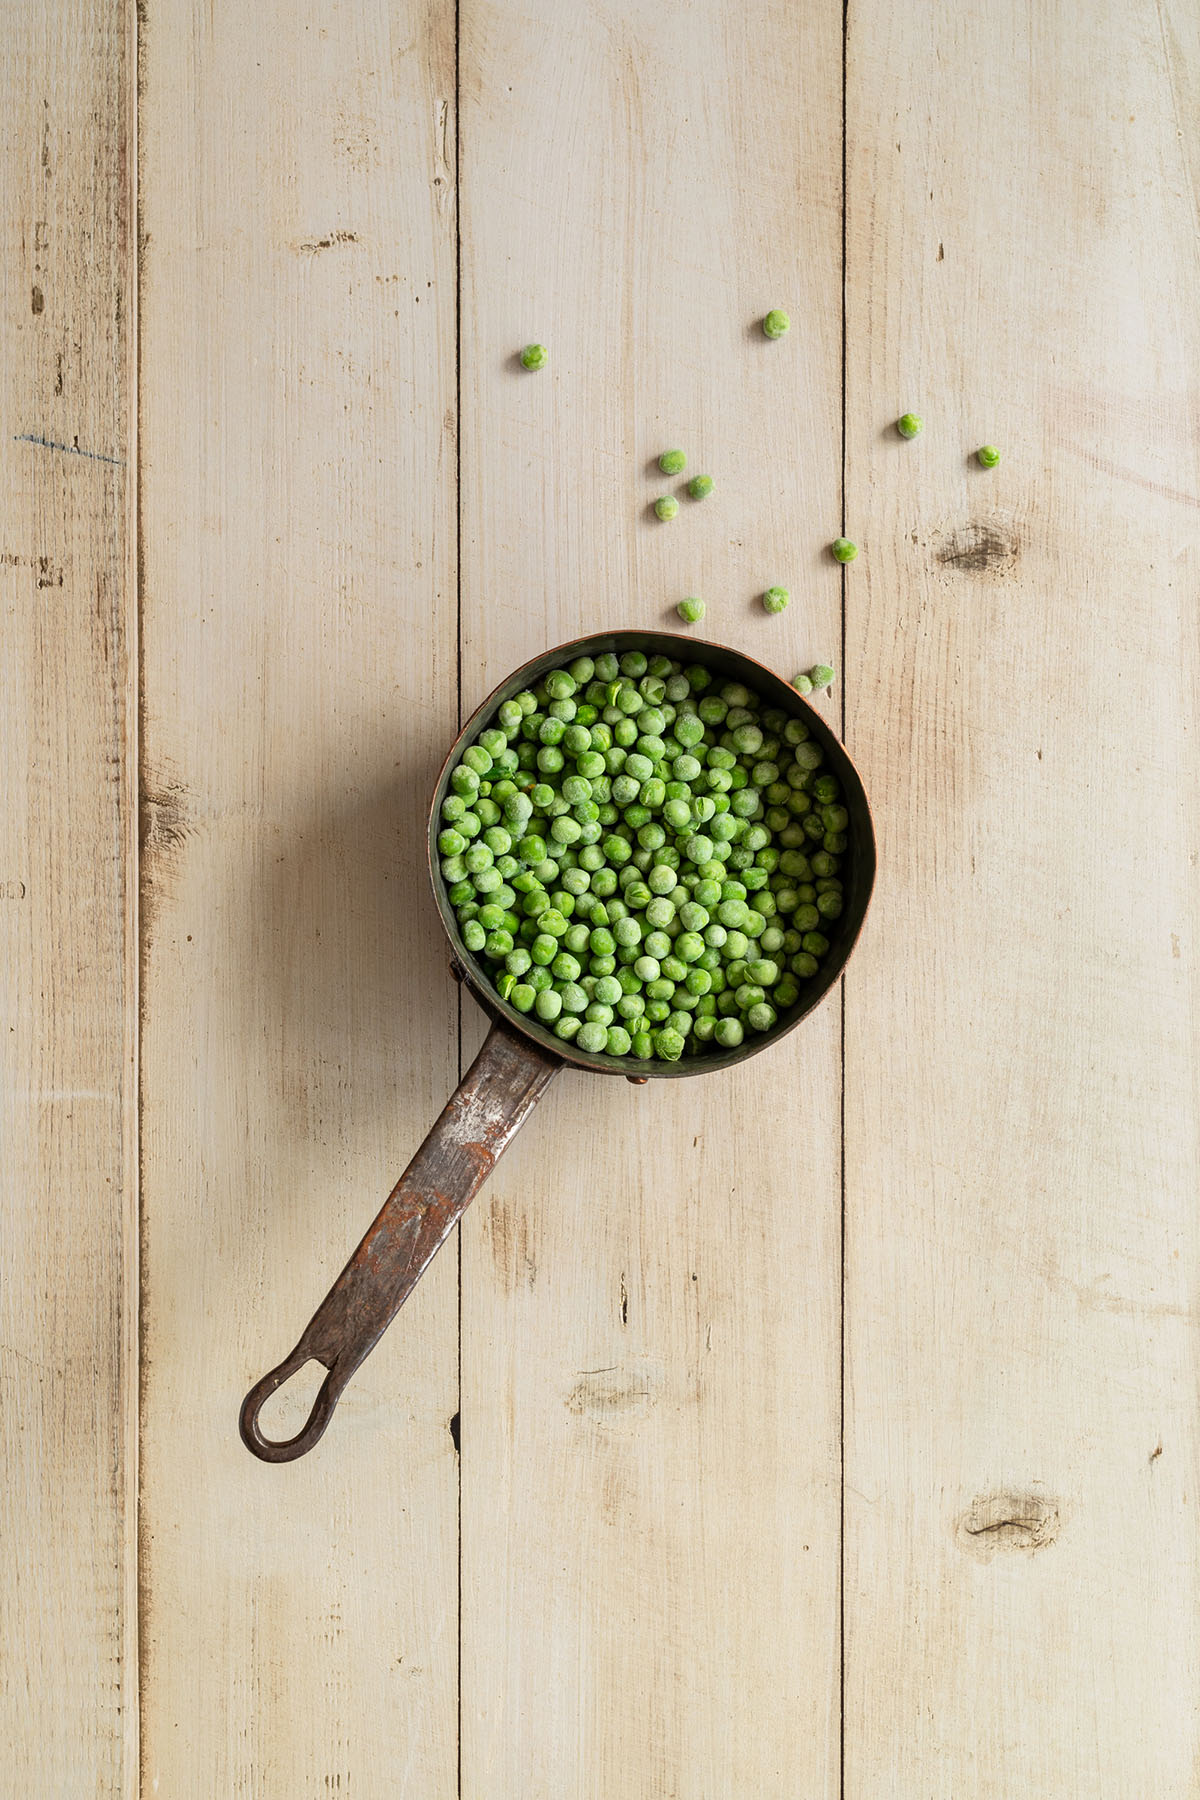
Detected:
[
  {"left": 762, "top": 587, "right": 789, "bottom": 615},
  {"left": 977, "top": 444, "right": 1000, "bottom": 468},
  {"left": 677, "top": 597, "right": 705, "bottom": 624},
  {"left": 897, "top": 413, "right": 922, "bottom": 438},
  {"left": 762, "top": 309, "right": 790, "bottom": 339},
  {"left": 809, "top": 664, "right": 835, "bottom": 690},
  {"left": 659, "top": 449, "right": 686, "bottom": 475},
  {"left": 519, "top": 343, "right": 548, "bottom": 371},
  {"left": 687, "top": 475, "right": 714, "bottom": 500},
  {"left": 792, "top": 673, "right": 814, "bottom": 695},
  {"left": 655, "top": 496, "right": 679, "bottom": 521},
  {"left": 831, "top": 538, "right": 857, "bottom": 563}
]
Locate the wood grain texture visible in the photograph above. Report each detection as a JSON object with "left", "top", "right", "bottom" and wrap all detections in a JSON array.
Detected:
[
  {"left": 0, "top": 2, "right": 135, "bottom": 1793},
  {"left": 4, "top": 0, "right": 1191, "bottom": 1788},
  {"left": 137, "top": 2, "right": 459, "bottom": 1792},
  {"left": 457, "top": 4, "right": 846, "bottom": 1794},
  {"left": 843, "top": 1, "right": 1200, "bottom": 1793}
]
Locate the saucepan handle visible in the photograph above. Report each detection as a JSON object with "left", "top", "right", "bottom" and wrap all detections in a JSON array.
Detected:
[{"left": 240, "top": 1020, "right": 561, "bottom": 1462}]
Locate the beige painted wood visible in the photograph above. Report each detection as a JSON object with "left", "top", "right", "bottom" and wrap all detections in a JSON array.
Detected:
[
  {"left": 137, "top": 3, "right": 460, "bottom": 1792},
  {"left": 844, "top": 1, "right": 1200, "bottom": 1793},
  {"left": 458, "top": 4, "right": 846, "bottom": 1794},
  {"left": 0, "top": 2, "right": 136, "bottom": 1794}
]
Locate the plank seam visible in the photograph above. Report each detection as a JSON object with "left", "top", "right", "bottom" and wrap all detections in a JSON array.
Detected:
[
  {"left": 133, "top": 0, "right": 148, "bottom": 1790},
  {"left": 454, "top": 3, "right": 464, "bottom": 1794},
  {"left": 839, "top": 2, "right": 849, "bottom": 1795}
]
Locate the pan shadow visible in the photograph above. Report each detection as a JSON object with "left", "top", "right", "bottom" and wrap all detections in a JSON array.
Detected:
[{"left": 232, "top": 752, "right": 460, "bottom": 1252}]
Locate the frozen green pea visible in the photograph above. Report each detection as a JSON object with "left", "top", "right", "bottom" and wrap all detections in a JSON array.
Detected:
[
  {"left": 809, "top": 664, "right": 835, "bottom": 690},
  {"left": 687, "top": 475, "right": 713, "bottom": 500},
  {"left": 535, "top": 988, "right": 563, "bottom": 1023},
  {"left": 520, "top": 343, "right": 548, "bottom": 370},
  {"left": 659, "top": 448, "right": 686, "bottom": 475},
  {"left": 714, "top": 1016, "right": 743, "bottom": 1048},
  {"left": 655, "top": 496, "right": 679, "bottom": 521},
  {"left": 831, "top": 538, "right": 857, "bottom": 563},
  {"left": 510, "top": 983, "right": 536, "bottom": 1013},
  {"left": 762, "top": 586, "right": 789, "bottom": 615},
  {"left": 977, "top": 444, "right": 1000, "bottom": 467},
  {"left": 897, "top": 412, "right": 922, "bottom": 438},
  {"left": 762, "top": 309, "right": 790, "bottom": 339},
  {"left": 677, "top": 597, "right": 705, "bottom": 624},
  {"left": 654, "top": 1026, "right": 685, "bottom": 1061},
  {"left": 747, "top": 1001, "right": 777, "bottom": 1032}
]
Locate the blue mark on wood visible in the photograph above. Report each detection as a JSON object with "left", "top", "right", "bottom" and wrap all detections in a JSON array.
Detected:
[{"left": 13, "top": 433, "right": 125, "bottom": 467}]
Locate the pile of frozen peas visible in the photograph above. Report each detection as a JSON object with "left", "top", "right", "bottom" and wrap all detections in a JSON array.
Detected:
[{"left": 438, "top": 648, "right": 850, "bottom": 1064}]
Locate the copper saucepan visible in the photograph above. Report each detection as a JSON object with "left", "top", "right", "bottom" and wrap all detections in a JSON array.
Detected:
[{"left": 240, "top": 630, "right": 875, "bottom": 1461}]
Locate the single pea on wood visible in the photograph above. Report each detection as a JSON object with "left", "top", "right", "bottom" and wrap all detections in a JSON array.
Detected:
[
  {"left": 677, "top": 598, "right": 705, "bottom": 624},
  {"left": 762, "top": 586, "right": 789, "bottom": 615},
  {"left": 519, "top": 343, "right": 548, "bottom": 370},
  {"left": 976, "top": 444, "right": 1000, "bottom": 467},
  {"left": 438, "top": 650, "right": 853, "bottom": 1064},
  {"left": 687, "top": 475, "right": 714, "bottom": 500},
  {"left": 762, "top": 309, "right": 790, "bottom": 339},
  {"left": 897, "top": 412, "right": 922, "bottom": 438},
  {"left": 659, "top": 449, "right": 686, "bottom": 475},
  {"left": 831, "top": 538, "right": 857, "bottom": 563},
  {"left": 655, "top": 496, "right": 679, "bottom": 521}
]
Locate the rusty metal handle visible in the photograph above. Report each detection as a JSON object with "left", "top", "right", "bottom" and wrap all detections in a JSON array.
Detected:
[{"left": 240, "top": 1021, "right": 562, "bottom": 1462}]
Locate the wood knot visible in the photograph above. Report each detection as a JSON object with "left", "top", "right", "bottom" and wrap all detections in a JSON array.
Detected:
[
  {"left": 935, "top": 519, "right": 1019, "bottom": 575},
  {"left": 956, "top": 1490, "right": 1060, "bottom": 1559},
  {"left": 566, "top": 1361, "right": 661, "bottom": 1420}
]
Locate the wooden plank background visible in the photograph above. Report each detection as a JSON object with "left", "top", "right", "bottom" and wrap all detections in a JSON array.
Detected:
[
  {"left": 1, "top": 0, "right": 1197, "bottom": 1794},
  {"left": 0, "top": 3, "right": 136, "bottom": 1794},
  {"left": 842, "top": 4, "right": 1200, "bottom": 1794}
]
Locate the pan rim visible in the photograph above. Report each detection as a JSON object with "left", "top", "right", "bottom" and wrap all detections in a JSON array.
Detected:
[{"left": 426, "top": 628, "right": 876, "bottom": 1079}]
